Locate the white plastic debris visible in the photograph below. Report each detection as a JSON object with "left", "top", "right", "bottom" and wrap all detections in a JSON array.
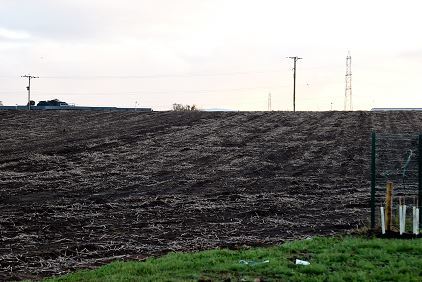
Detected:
[
  {"left": 239, "top": 260, "right": 269, "bottom": 266},
  {"left": 295, "top": 259, "right": 310, "bottom": 266}
]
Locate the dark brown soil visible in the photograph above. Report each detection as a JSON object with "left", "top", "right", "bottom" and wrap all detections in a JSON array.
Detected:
[{"left": 1, "top": 110, "right": 422, "bottom": 281}]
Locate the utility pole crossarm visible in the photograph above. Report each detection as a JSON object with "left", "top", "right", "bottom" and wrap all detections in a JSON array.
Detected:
[{"left": 21, "top": 75, "right": 39, "bottom": 110}]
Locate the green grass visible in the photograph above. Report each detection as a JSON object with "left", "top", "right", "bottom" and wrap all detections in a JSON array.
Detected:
[{"left": 44, "top": 236, "right": 422, "bottom": 282}]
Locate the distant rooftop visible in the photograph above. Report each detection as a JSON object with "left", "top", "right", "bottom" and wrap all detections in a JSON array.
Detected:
[
  {"left": 0, "top": 105, "right": 152, "bottom": 112},
  {"left": 203, "top": 108, "right": 236, "bottom": 112},
  {"left": 371, "top": 108, "right": 422, "bottom": 111}
]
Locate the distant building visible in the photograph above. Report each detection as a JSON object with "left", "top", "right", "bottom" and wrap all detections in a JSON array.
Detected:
[
  {"left": 0, "top": 98, "right": 152, "bottom": 111},
  {"left": 371, "top": 108, "right": 422, "bottom": 111},
  {"left": 0, "top": 101, "right": 3, "bottom": 106}
]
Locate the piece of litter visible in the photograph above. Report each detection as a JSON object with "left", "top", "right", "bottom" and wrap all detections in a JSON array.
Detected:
[
  {"left": 295, "top": 259, "right": 310, "bottom": 266},
  {"left": 239, "top": 259, "right": 270, "bottom": 266}
]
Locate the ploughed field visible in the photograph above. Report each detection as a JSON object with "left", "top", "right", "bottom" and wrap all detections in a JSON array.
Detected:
[{"left": 0, "top": 110, "right": 421, "bottom": 280}]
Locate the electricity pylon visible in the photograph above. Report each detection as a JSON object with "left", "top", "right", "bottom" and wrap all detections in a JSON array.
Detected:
[{"left": 344, "top": 52, "right": 352, "bottom": 111}]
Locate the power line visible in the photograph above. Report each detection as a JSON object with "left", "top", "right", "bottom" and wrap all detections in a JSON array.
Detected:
[
  {"left": 0, "top": 64, "right": 346, "bottom": 81},
  {"left": 287, "top": 56, "right": 302, "bottom": 112},
  {"left": 39, "top": 69, "right": 285, "bottom": 80},
  {"left": 0, "top": 76, "right": 17, "bottom": 79},
  {"left": 21, "top": 75, "right": 39, "bottom": 110},
  {"left": 0, "top": 85, "right": 291, "bottom": 96}
]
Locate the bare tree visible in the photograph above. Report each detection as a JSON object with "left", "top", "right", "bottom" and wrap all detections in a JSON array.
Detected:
[{"left": 172, "top": 103, "right": 199, "bottom": 111}]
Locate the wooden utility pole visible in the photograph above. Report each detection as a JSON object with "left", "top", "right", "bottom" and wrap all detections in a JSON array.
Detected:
[
  {"left": 287, "top": 57, "right": 302, "bottom": 112},
  {"left": 21, "top": 75, "right": 39, "bottom": 110}
]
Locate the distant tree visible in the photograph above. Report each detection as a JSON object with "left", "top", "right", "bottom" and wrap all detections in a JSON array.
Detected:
[
  {"left": 172, "top": 103, "right": 184, "bottom": 111},
  {"left": 0, "top": 101, "right": 3, "bottom": 106},
  {"left": 37, "top": 99, "right": 68, "bottom": 107},
  {"left": 172, "top": 103, "right": 199, "bottom": 111},
  {"left": 27, "top": 100, "right": 35, "bottom": 106}
]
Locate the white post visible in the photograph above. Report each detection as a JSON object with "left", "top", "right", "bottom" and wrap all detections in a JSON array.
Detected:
[
  {"left": 400, "top": 205, "right": 407, "bottom": 235},
  {"left": 413, "top": 207, "right": 417, "bottom": 235},
  {"left": 399, "top": 205, "right": 404, "bottom": 235},
  {"left": 399, "top": 205, "right": 403, "bottom": 235},
  {"left": 380, "top": 207, "right": 386, "bottom": 234},
  {"left": 403, "top": 205, "right": 407, "bottom": 234},
  {"left": 416, "top": 208, "right": 420, "bottom": 235}
]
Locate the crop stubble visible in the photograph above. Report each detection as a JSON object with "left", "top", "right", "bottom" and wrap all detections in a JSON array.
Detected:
[{"left": 0, "top": 110, "right": 421, "bottom": 280}]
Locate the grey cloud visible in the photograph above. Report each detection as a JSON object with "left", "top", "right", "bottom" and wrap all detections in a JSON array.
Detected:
[
  {"left": 399, "top": 49, "right": 422, "bottom": 59},
  {"left": 0, "top": 0, "right": 104, "bottom": 41},
  {"left": 0, "top": 27, "right": 31, "bottom": 41}
]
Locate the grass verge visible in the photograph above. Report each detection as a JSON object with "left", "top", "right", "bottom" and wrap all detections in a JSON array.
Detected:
[{"left": 44, "top": 236, "right": 422, "bottom": 281}]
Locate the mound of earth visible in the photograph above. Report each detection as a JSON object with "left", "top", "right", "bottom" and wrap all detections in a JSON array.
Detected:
[{"left": 0, "top": 110, "right": 421, "bottom": 280}]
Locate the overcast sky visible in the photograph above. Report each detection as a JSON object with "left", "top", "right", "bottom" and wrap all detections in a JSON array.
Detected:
[{"left": 0, "top": 0, "right": 421, "bottom": 111}]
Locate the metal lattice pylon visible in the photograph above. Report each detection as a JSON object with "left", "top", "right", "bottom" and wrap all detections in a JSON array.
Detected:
[{"left": 344, "top": 51, "right": 353, "bottom": 111}]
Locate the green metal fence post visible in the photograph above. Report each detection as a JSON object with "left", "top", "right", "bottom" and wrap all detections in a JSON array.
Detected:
[
  {"left": 371, "top": 131, "right": 376, "bottom": 229},
  {"left": 419, "top": 134, "right": 422, "bottom": 228}
]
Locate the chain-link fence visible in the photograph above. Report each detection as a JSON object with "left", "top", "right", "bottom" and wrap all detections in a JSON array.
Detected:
[{"left": 370, "top": 132, "right": 421, "bottom": 233}]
